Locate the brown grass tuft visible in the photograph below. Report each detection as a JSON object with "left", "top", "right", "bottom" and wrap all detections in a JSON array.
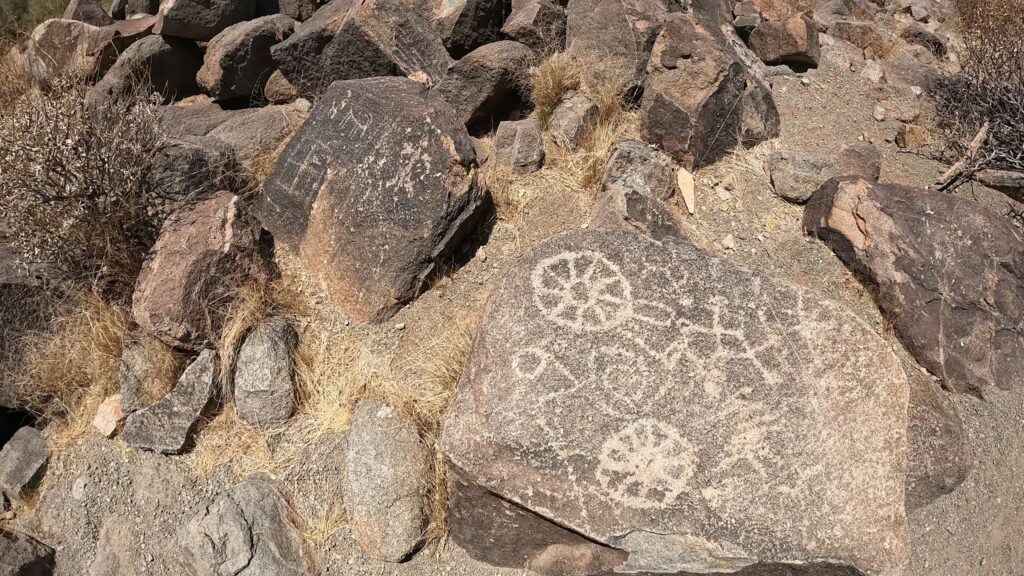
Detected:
[
  {"left": 528, "top": 51, "right": 581, "bottom": 125},
  {"left": 189, "top": 405, "right": 277, "bottom": 478},
  {"left": 3, "top": 291, "right": 130, "bottom": 451}
]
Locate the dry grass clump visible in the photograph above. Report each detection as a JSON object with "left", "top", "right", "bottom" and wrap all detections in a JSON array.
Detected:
[
  {"left": 931, "top": 0, "right": 1024, "bottom": 185},
  {"left": 2, "top": 292, "right": 130, "bottom": 451},
  {"left": 131, "top": 331, "right": 187, "bottom": 407},
  {"left": 0, "top": 66, "right": 167, "bottom": 292},
  {"left": 528, "top": 51, "right": 581, "bottom": 124}
]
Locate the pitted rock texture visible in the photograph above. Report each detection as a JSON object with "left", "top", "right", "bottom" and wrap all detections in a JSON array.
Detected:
[
  {"left": 345, "top": 400, "right": 429, "bottom": 562},
  {"left": 258, "top": 77, "right": 483, "bottom": 323},
  {"left": 122, "top": 350, "right": 219, "bottom": 454},
  {"left": 132, "top": 191, "right": 271, "bottom": 350},
  {"left": 269, "top": 0, "right": 450, "bottom": 98},
  {"left": 804, "top": 178, "right": 1024, "bottom": 396},
  {"left": 177, "top": 476, "right": 309, "bottom": 576},
  {"left": 443, "top": 229, "right": 909, "bottom": 576},
  {"left": 233, "top": 317, "right": 298, "bottom": 429}
]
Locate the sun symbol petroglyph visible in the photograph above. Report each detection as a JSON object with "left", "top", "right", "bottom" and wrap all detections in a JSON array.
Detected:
[
  {"left": 531, "top": 251, "right": 634, "bottom": 332},
  {"left": 597, "top": 419, "right": 697, "bottom": 509}
]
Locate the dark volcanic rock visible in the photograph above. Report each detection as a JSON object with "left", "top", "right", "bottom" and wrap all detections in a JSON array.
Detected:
[
  {"left": 830, "top": 19, "right": 886, "bottom": 54},
  {"left": 158, "top": 98, "right": 252, "bottom": 137},
  {"left": 63, "top": 0, "right": 114, "bottom": 26},
  {"left": 207, "top": 99, "right": 310, "bottom": 161},
  {"left": 0, "top": 529, "right": 55, "bottom": 576},
  {"left": 24, "top": 17, "right": 157, "bottom": 85},
  {"left": 804, "top": 178, "right": 1024, "bottom": 396},
  {"left": 258, "top": 77, "right": 483, "bottom": 323},
  {"left": 501, "top": 0, "right": 566, "bottom": 52},
  {"left": 132, "top": 191, "right": 271, "bottom": 350},
  {"left": 0, "top": 427, "right": 49, "bottom": 503},
  {"left": 749, "top": 11, "right": 820, "bottom": 66},
  {"left": 492, "top": 117, "right": 545, "bottom": 175},
  {"left": 177, "top": 477, "right": 308, "bottom": 575},
  {"left": 270, "top": 0, "right": 450, "bottom": 98},
  {"left": 641, "top": 13, "right": 754, "bottom": 169},
  {"left": 590, "top": 139, "right": 684, "bottom": 241},
  {"left": 434, "top": 40, "right": 535, "bottom": 133},
  {"left": 145, "top": 136, "right": 238, "bottom": 215},
  {"left": 345, "top": 400, "right": 429, "bottom": 561},
  {"left": 548, "top": 91, "right": 598, "bottom": 150},
  {"left": 565, "top": 0, "right": 672, "bottom": 86},
  {"left": 154, "top": 0, "right": 257, "bottom": 41},
  {"left": 430, "top": 0, "right": 507, "bottom": 57},
  {"left": 264, "top": 69, "right": 298, "bottom": 103},
  {"left": 443, "top": 228, "right": 910, "bottom": 576},
  {"left": 197, "top": 14, "right": 296, "bottom": 101},
  {"left": 233, "top": 318, "right": 298, "bottom": 430},
  {"left": 87, "top": 35, "right": 202, "bottom": 105},
  {"left": 122, "top": 350, "right": 219, "bottom": 454}
]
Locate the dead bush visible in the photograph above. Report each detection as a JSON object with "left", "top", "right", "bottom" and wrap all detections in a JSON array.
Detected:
[
  {"left": 931, "top": 0, "right": 1024, "bottom": 187},
  {"left": 0, "top": 66, "right": 167, "bottom": 292}
]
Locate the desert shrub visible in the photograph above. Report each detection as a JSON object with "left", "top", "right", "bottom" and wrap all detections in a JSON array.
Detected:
[
  {"left": 0, "top": 0, "right": 65, "bottom": 39},
  {"left": 931, "top": 0, "right": 1024, "bottom": 185},
  {"left": 0, "top": 64, "right": 168, "bottom": 292}
]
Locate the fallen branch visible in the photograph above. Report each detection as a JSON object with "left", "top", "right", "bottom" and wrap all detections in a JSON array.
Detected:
[{"left": 935, "top": 121, "right": 989, "bottom": 191}]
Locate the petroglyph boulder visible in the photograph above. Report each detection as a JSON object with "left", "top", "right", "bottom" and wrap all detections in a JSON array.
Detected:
[
  {"left": 804, "top": 178, "right": 1024, "bottom": 396},
  {"left": 258, "top": 77, "right": 483, "bottom": 322},
  {"left": 443, "top": 229, "right": 910, "bottom": 576}
]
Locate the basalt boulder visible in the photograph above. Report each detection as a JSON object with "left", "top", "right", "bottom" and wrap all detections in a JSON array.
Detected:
[
  {"left": 87, "top": 35, "right": 202, "bottom": 106},
  {"left": 443, "top": 228, "right": 910, "bottom": 576},
  {"left": 24, "top": 17, "right": 157, "bottom": 85},
  {"left": 433, "top": 40, "right": 535, "bottom": 134},
  {"left": 197, "top": 14, "right": 297, "bottom": 101},
  {"left": 565, "top": 0, "right": 673, "bottom": 86},
  {"left": 258, "top": 77, "right": 483, "bottom": 322},
  {"left": 804, "top": 178, "right": 1024, "bottom": 396},
  {"left": 154, "top": 0, "right": 258, "bottom": 41}
]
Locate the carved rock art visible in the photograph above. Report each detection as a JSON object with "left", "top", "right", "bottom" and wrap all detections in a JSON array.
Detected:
[
  {"left": 258, "top": 77, "right": 484, "bottom": 322},
  {"left": 443, "top": 229, "right": 910, "bottom": 576}
]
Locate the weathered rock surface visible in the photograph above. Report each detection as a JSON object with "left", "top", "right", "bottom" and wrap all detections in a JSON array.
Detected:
[
  {"left": 836, "top": 141, "right": 881, "bottom": 182},
  {"left": 145, "top": 136, "right": 239, "bottom": 215},
  {"left": 565, "top": 0, "right": 671, "bottom": 86},
  {"left": 87, "top": 35, "right": 202, "bottom": 105},
  {"left": 158, "top": 97, "right": 252, "bottom": 137},
  {"left": 270, "top": 0, "right": 450, "bottom": 97},
  {"left": 177, "top": 476, "right": 308, "bottom": 575},
  {"left": 443, "top": 229, "right": 910, "bottom": 576},
  {"left": 233, "top": 318, "right": 298, "bottom": 429},
  {"left": 88, "top": 516, "right": 146, "bottom": 576},
  {"left": 24, "top": 17, "right": 156, "bottom": 84},
  {"left": 896, "top": 123, "right": 930, "bottom": 150},
  {"left": 264, "top": 69, "right": 298, "bottom": 103},
  {"left": 430, "top": 0, "right": 506, "bottom": 57},
  {"left": 804, "top": 178, "right": 1024, "bottom": 396},
  {"left": 906, "top": 372, "right": 969, "bottom": 510},
  {"left": 590, "top": 139, "right": 684, "bottom": 241},
  {"left": 641, "top": 13, "right": 773, "bottom": 169},
  {"left": 260, "top": 0, "right": 319, "bottom": 20},
  {"left": 0, "top": 529, "right": 55, "bottom": 576},
  {"left": 345, "top": 400, "right": 429, "bottom": 562},
  {"left": 434, "top": 41, "right": 535, "bottom": 133},
  {"left": 109, "top": 0, "right": 160, "bottom": 18},
  {"left": 259, "top": 77, "right": 483, "bottom": 322},
  {"left": 207, "top": 99, "right": 309, "bottom": 161},
  {"left": 769, "top": 143, "right": 880, "bottom": 203},
  {"left": 197, "top": 14, "right": 296, "bottom": 101},
  {"left": 154, "top": 0, "right": 257, "bottom": 41},
  {"left": 132, "top": 191, "right": 270, "bottom": 350},
  {"left": 830, "top": 19, "right": 886, "bottom": 54},
  {"left": 501, "top": 0, "right": 566, "bottom": 52},
  {"left": 119, "top": 331, "right": 177, "bottom": 414},
  {"left": 548, "top": 91, "right": 598, "bottom": 150},
  {"left": 63, "top": 0, "right": 114, "bottom": 26},
  {"left": 0, "top": 427, "right": 50, "bottom": 503},
  {"left": 749, "top": 11, "right": 820, "bottom": 66},
  {"left": 122, "top": 350, "right": 219, "bottom": 454},
  {"left": 492, "top": 117, "right": 545, "bottom": 175}
]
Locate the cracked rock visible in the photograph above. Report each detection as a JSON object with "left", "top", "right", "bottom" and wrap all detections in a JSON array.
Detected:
[{"left": 0, "top": 427, "right": 50, "bottom": 503}]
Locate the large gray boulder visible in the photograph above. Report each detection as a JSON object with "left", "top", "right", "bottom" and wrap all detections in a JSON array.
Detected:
[
  {"left": 804, "top": 178, "right": 1024, "bottom": 397},
  {"left": 122, "top": 350, "right": 219, "bottom": 454},
  {"left": 345, "top": 400, "right": 429, "bottom": 562},
  {"left": 433, "top": 41, "right": 535, "bottom": 133},
  {"left": 233, "top": 318, "right": 298, "bottom": 430},
  {"left": 154, "top": 0, "right": 257, "bottom": 41},
  {"left": 87, "top": 35, "right": 202, "bottom": 106},
  {"left": 0, "top": 427, "right": 50, "bottom": 503},
  {"left": 24, "top": 17, "right": 156, "bottom": 85},
  {"left": 269, "top": 0, "right": 450, "bottom": 98},
  {"left": 258, "top": 77, "right": 483, "bottom": 322},
  {"left": 197, "top": 14, "right": 296, "bottom": 101},
  {"left": 132, "top": 191, "right": 271, "bottom": 350},
  {"left": 0, "top": 529, "right": 54, "bottom": 576},
  {"left": 177, "top": 477, "right": 308, "bottom": 575},
  {"left": 443, "top": 229, "right": 910, "bottom": 576},
  {"left": 207, "top": 100, "right": 310, "bottom": 161}
]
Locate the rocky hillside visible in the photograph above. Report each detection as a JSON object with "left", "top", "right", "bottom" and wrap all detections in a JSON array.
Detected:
[{"left": 1, "top": 0, "right": 1023, "bottom": 575}]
